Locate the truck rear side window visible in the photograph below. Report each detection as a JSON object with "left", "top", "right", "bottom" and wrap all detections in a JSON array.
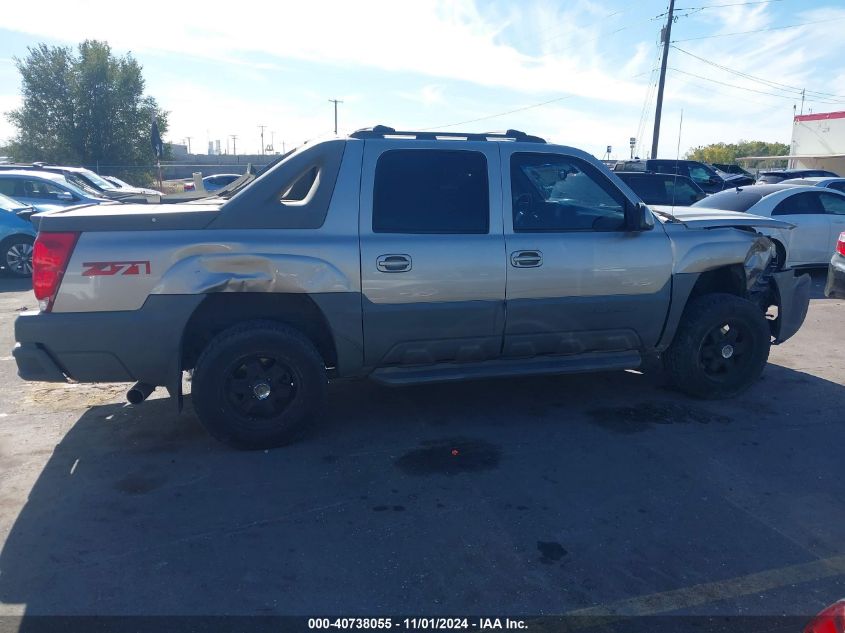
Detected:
[{"left": 373, "top": 149, "right": 489, "bottom": 234}]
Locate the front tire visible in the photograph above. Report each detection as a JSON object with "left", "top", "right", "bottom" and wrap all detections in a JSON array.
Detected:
[
  {"left": 664, "top": 293, "right": 771, "bottom": 399},
  {"left": 1, "top": 235, "right": 34, "bottom": 278},
  {"left": 191, "top": 320, "right": 327, "bottom": 450}
]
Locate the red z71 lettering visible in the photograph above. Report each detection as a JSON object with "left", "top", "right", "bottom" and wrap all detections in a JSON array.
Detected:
[{"left": 82, "top": 261, "right": 151, "bottom": 276}]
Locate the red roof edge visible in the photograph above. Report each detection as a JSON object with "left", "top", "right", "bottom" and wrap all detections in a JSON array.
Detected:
[{"left": 794, "top": 110, "right": 845, "bottom": 123}]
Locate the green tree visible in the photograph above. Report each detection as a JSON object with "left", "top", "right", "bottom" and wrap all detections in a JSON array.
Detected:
[
  {"left": 5, "top": 40, "right": 168, "bottom": 181},
  {"left": 685, "top": 140, "right": 789, "bottom": 165}
]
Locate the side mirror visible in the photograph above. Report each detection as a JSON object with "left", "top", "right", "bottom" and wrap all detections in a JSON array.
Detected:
[
  {"left": 625, "top": 201, "right": 654, "bottom": 232},
  {"left": 56, "top": 191, "right": 75, "bottom": 201}
]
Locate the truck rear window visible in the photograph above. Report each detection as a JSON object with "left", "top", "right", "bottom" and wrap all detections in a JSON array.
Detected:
[{"left": 373, "top": 149, "right": 489, "bottom": 234}]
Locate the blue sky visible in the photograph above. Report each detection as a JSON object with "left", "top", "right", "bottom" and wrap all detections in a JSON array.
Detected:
[{"left": 1, "top": 0, "right": 844, "bottom": 160}]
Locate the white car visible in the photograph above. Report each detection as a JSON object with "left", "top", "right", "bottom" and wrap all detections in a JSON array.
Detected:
[
  {"left": 779, "top": 176, "right": 845, "bottom": 194},
  {"left": 0, "top": 170, "right": 110, "bottom": 212},
  {"left": 103, "top": 175, "right": 162, "bottom": 196},
  {"left": 689, "top": 184, "right": 845, "bottom": 267}
]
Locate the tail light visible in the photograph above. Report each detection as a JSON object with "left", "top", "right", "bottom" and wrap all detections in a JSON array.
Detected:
[
  {"left": 32, "top": 231, "right": 79, "bottom": 312},
  {"left": 805, "top": 600, "right": 845, "bottom": 633},
  {"left": 837, "top": 232, "right": 845, "bottom": 257}
]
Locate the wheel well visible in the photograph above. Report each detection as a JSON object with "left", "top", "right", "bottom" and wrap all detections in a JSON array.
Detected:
[
  {"left": 688, "top": 264, "right": 746, "bottom": 300},
  {"left": 180, "top": 293, "right": 338, "bottom": 371}
]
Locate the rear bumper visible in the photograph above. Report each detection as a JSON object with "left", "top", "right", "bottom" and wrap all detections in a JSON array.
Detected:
[
  {"left": 13, "top": 295, "right": 203, "bottom": 391},
  {"left": 771, "top": 269, "right": 811, "bottom": 344},
  {"left": 825, "top": 254, "right": 845, "bottom": 299}
]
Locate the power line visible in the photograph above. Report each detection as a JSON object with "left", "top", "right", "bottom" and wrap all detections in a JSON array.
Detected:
[
  {"left": 419, "top": 95, "right": 578, "bottom": 131},
  {"left": 675, "top": 0, "right": 784, "bottom": 10},
  {"left": 672, "top": 14, "right": 845, "bottom": 42},
  {"left": 668, "top": 67, "right": 827, "bottom": 102},
  {"left": 671, "top": 45, "right": 845, "bottom": 101}
]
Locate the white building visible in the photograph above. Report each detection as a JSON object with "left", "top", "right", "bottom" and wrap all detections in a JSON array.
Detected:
[{"left": 789, "top": 110, "right": 845, "bottom": 174}]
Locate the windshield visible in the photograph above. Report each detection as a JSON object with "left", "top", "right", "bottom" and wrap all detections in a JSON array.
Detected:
[
  {"left": 63, "top": 173, "right": 107, "bottom": 197},
  {"left": 692, "top": 188, "right": 763, "bottom": 212},
  {"left": 76, "top": 169, "right": 117, "bottom": 190}
]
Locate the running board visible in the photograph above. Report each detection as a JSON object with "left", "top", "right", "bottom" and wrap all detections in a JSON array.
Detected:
[{"left": 370, "top": 351, "right": 642, "bottom": 386}]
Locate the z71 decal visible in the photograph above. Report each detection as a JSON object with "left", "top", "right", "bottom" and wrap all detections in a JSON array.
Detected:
[{"left": 82, "top": 261, "right": 152, "bottom": 276}]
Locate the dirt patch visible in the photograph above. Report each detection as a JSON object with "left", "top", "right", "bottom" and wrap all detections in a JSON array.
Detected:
[
  {"left": 587, "top": 402, "right": 732, "bottom": 434},
  {"left": 21, "top": 382, "right": 128, "bottom": 413}
]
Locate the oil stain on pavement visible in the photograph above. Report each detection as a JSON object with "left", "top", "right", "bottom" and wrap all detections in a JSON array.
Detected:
[
  {"left": 587, "top": 402, "right": 732, "bottom": 434},
  {"left": 537, "top": 541, "right": 567, "bottom": 564},
  {"left": 394, "top": 437, "right": 501, "bottom": 476}
]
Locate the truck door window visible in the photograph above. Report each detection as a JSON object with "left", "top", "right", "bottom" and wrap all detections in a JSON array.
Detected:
[
  {"left": 688, "top": 165, "right": 713, "bottom": 185},
  {"left": 373, "top": 149, "right": 489, "bottom": 234},
  {"left": 511, "top": 153, "right": 625, "bottom": 232}
]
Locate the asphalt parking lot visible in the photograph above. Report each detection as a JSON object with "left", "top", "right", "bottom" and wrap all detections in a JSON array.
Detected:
[{"left": 0, "top": 272, "right": 842, "bottom": 622}]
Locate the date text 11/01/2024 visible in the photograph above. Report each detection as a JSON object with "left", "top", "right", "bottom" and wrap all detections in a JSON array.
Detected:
[{"left": 307, "top": 618, "right": 528, "bottom": 629}]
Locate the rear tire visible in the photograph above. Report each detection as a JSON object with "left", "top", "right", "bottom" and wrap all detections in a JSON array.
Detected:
[
  {"left": 664, "top": 293, "right": 770, "bottom": 399},
  {"left": 1, "top": 235, "right": 34, "bottom": 278},
  {"left": 191, "top": 320, "right": 327, "bottom": 450}
]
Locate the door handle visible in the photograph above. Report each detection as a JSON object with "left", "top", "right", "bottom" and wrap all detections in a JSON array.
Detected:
[
  {"left": 510, "top": 250, "right": 543, "bottom": 268},
  {"left": 377, "top": 254, "right": 412, "bottom": 273}
]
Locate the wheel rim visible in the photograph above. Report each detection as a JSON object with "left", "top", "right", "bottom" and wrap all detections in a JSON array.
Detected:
[
  {"left": 6, "top": 241, "right": 33, "bottom": 276},
  {"left": 698, "top": 320, "right": 753, "bottom": 382},
  {"left": 224, "top": 353, "right": 298, "bottom": 419}
]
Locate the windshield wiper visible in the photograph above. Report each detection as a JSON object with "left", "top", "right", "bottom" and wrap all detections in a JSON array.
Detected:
[{"left": 651, "top": 207, "right": 680, "bottom": 223}]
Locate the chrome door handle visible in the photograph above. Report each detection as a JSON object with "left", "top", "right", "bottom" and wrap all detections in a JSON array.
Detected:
[
  {"left": 377, "top": 254, "right": 412, "bottom": 273},
  {"left": 510, "top": 250, "right": 543, "bottom": 268}
]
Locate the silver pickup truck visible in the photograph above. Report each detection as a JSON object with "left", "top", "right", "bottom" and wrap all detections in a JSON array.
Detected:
[{"left": 13, "top": 126, "right": 811, "bottom": 449}]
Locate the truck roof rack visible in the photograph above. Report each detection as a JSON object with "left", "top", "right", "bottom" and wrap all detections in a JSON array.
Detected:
[{"left": 349, "top": 125, "right": 546, "bottom": 144}]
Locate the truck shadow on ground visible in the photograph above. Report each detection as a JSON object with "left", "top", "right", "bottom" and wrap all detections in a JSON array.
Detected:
[{"left": 1, "top": 362, "right": 844, "bottom": 618}]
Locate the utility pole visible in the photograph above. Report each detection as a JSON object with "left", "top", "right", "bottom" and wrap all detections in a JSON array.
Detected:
[
  {"left": 270, "top": 130, "right": 275, "bottom": 153},
  {"left": 185, "top": 136, "right": 192, "bottom": 154},
  {"left": 328, "top": 99, "right": 343, "bottom": 135},
  {"left": 800, "top": 88, "right": 805, "bottom": 115},
  {"left": 651, "top": 0, "right": 676, "bottom": 160},
  {"left": 230, "top": 134, "right": 238, "bottom": 156},
  {"left": 258, "top": 125, "right": 266, "bottom": 155}
]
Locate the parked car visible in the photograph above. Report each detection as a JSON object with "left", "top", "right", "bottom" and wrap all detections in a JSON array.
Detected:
[
  {"left": 779, "top": 176, "right": 845, "bottom": 193},
  {"left": 0, "top": 191, "right": 36, "bottom": 222},
  {"left": 613, "top": 159, "right": 754, "bottom": 193},
  {"left": 0, "top": 163, "right": 159, "bottom": 198},
  {"left": 0, "top": 198, "right": 37, "bottom": 277},
  {"left": 202, "top": 174, "right": 243, "bottom": 191},
  {"left": 0, "top": 170, "right": 109, "bottom": 212},
  {"left": 690, "top": 184, "right": 845, "bottom": 267},
  {"left": 103, "top": 175, "right": 162, "bottom": 196},
  {"left": 14, "top": 125, "right": 809, "bottom": 449},
  {"left": 825, "top": 231, "right": 845, "bottom": 299},
  {"left": 756, "top": 168, "right": 839, "bottom": 184},
  {"left": 615, "top": 171, "right": 706, "bottom": 206}
]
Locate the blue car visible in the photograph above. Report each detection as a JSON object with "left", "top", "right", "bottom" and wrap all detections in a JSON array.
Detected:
[{"left": 0, "top": 192, "right": 37, "bottom": 277}]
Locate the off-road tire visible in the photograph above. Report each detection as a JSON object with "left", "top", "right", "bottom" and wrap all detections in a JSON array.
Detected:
[
  {"left": 192, "top": 320, "right": 327, "bottom": 450},
  {"left": 1, "top": 235, "right": 34, "bottom": 278},
  {"left": 664, "top": 293, "right": 771, "bottom": 399}
]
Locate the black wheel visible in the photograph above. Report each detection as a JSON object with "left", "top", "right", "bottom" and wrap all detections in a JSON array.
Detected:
[
  {"left": 1, "top": 235, "right": 34, "bottom": 278},
  {"left": 191, "top": 320, "right": 327, "bottom": 449},
  {"left": 664, "top": 293, "right": 771, "bottom": 399}
]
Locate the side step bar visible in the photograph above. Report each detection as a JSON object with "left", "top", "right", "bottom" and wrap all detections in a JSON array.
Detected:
[{"left": 370, "top": 351, "right": 642, "bottom": 386}]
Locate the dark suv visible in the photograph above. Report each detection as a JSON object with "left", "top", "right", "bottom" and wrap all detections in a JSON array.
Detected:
[
  {"left": 757, "top": 169, "right": 839, "bottom": 184},
  {"left": 615, "top": 171, "right": 706, "bottom": 206},
  {"left": 614, "top": 159, "right": 754, "bottom": 193}
]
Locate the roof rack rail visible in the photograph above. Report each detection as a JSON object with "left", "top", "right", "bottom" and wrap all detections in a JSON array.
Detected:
[{"left": 349, "top": 125, "right": 546, "bottom": 143}]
